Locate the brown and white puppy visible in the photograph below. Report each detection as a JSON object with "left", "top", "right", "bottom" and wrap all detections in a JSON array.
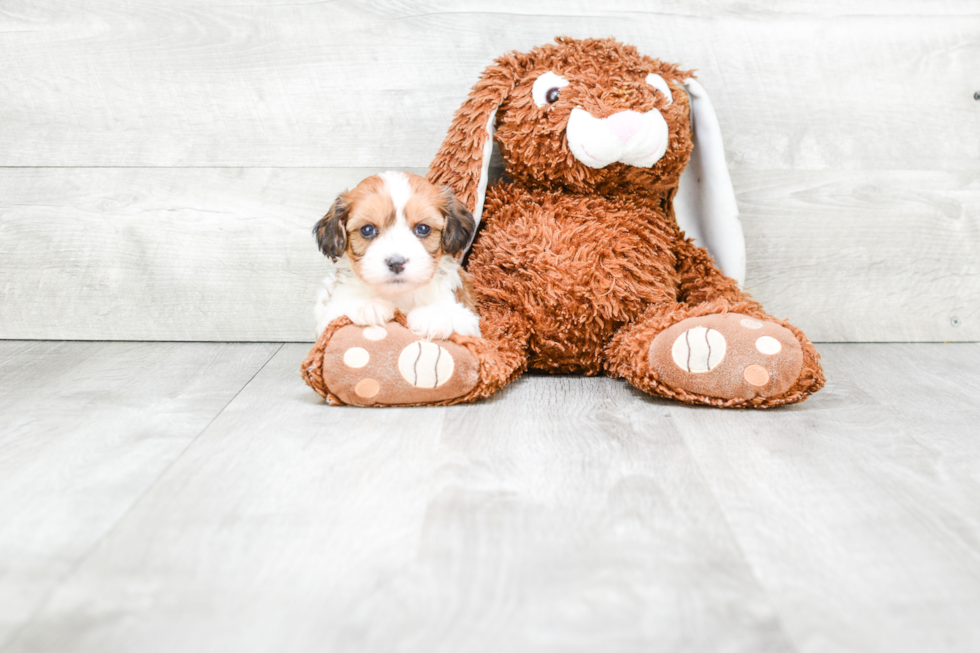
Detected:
[{"left": 313, "top": 171, "right": 480, "bottom": 339}]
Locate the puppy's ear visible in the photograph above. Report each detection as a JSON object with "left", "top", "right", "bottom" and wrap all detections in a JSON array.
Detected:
[
  {"left": 313, "top": 194, "right": 350, "bottom": 259},
  {"left": 440, "top": 186, "right": 477, "bottom": 257}
]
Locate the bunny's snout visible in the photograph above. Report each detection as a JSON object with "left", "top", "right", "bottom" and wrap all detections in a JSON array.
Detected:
[{"left": 566, "top": 107, "right": 669, "bottom": 170}]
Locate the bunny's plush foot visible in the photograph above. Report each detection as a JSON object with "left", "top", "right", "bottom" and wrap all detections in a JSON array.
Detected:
[
  {"left": 303, "top": 320, "right": 480, "bottom": 406},
  {"left": 647, "top": 313, "right": 805, "bottom": 403},
  {"left": 606, "top": 304, "right": 824, "bottom": 408}
]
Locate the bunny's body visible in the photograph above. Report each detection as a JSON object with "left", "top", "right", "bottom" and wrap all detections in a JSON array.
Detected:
[
  {"left": 472, "top": 184, "right": 680, "bottom": 375},
  {"left": 303, "top": 37, "right": 825, "bottom": 408}
]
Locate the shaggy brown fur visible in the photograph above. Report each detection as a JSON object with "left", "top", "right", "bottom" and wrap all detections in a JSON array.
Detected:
[{"left": 303, "top": 36, "right": 824, "bottom": 408}]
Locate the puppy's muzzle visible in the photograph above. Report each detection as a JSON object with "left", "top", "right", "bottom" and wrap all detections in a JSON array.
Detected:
[{"left": 385, "top": 255, "right": 407, "bottom": 275}]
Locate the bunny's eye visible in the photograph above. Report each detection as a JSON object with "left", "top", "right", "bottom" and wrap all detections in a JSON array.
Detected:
[
  {"left": 645, "top": 73, "right": 673, "bottom": 106},
  {"left": 532, "top": 71, "right": 569, "bottom": 108}
]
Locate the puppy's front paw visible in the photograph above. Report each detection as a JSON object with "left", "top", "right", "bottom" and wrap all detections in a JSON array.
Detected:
[
  {"left": 347, "top": 301, "right": 394, "bottom": 327},
  {"left": 407, "top": 304, "right": 481, "bottom": 340}
]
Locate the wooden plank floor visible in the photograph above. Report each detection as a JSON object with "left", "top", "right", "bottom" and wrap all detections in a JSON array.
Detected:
[{"left": 1, "top": 342, "right": 979, "bottom": 652}]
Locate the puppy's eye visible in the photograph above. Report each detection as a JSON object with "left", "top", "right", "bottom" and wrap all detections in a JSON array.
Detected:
[
  {"left": 532, "top": 71, "right": 569, "bottom": 108},
  {"left": 413, "top": 224, "right": 431, "bottom": 238},
  {"left": 359, "top": 224, "right": 378, "bottom": 238}
]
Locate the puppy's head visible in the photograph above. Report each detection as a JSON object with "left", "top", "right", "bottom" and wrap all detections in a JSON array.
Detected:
[{"left": 313, "top": 171, "right": 475, "bottom": 295}]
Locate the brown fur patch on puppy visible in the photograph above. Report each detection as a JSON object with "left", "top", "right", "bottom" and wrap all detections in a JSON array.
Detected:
[
  {"left": 313, "top": 194, "right": 351, "bottom": 259},
  {"left": 404, "top": 173, "right": 448, "bottom": 257},
  {"left": 438, "top": 186, "right": 477, "bottom": 257},
  {"left": 342, "top": 175, "right": 394, "bottom": 262}
]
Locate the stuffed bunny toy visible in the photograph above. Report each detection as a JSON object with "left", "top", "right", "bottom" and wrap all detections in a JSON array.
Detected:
[{"left": 303, "top": 36, "right": 825, "bottom": 408}]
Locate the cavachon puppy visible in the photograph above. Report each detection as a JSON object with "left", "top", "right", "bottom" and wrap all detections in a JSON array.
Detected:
[
  {"left": 312, "top": 171, "right": 480, "bottom": 341},
  {"left": 304, "top": 37, "right": 824, "bottom": 408}
]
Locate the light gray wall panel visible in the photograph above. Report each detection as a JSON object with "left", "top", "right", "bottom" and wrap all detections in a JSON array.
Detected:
[
  {"left": 739, "top": 170, "right": 980, "bottom": 342},
  {"left": 0, "top": 167, "right": 409, "bottom": 341},
  {"left": 1, "top": 1, "right": 977, "bottom": 341},
  {"left": 1, "top": 1, "right": 977, "bottom": 169},
  {"left": 1, "top": 167, "right": 976, "bottom": 341}
]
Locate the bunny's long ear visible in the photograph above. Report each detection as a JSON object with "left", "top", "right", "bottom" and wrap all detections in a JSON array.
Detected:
[
  {"left": 426, "top": 55, "right": 524, "bottom": 254},
  {"left": 674, "top": 78, "right": 746, "bottom": 286}
]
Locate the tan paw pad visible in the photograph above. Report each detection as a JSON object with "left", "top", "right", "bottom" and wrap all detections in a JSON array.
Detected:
[
  {"left": 743, "top": 365, "right": 770, "bottom": 387},
  {"left": 354, "top": 378, "right": 380, "bottom": 398}
]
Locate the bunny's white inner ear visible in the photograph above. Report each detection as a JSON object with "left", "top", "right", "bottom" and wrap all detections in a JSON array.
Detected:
[
  {"left": 675, "top": 78, "right": 746, "bottom": 286},
  {"left": 645, "top": 73, "right": 673, "bottom": 105},
  {"left": 465, "top": 108, "right": 497, "bottom": 256},
  {"left": 473, "top": 109, "right": 496, "bottom": 230}
]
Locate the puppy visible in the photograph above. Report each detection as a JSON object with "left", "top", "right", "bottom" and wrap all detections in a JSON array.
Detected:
[{"left": 313, "top": 171, "right": 481, "bottom": 340}]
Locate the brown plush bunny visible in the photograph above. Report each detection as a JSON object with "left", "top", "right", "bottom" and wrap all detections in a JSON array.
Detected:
[{"left": 303, "top": 36, "right": 824, "bottom": 408}]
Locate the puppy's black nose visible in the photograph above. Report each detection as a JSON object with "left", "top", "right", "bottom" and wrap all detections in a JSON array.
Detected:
[{"left": 385, "top": 255, "right": 407, "bottom": 274}]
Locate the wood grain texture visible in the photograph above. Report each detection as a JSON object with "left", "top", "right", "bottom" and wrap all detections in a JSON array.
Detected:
[
  {"left": 1, "top": 1, "right": 977, "bottom": 342},
  {"left": 3, "top": 342, "right": 980, "bottom": 652},
  {"left": 1, "top": 1, "right": 978, "bottom": 169},
  {"left": 738, "top": 170, "right": 980, "bottom": 342},
  {"left": 0, "top": 340, "right": 280, "bottom": 651},
  {"left": 0, "top": 167, "right": 425, "bottom": 341},
  {"left": 1, "top": 343, "right": 794, "bottom": 653},
  {"left": 1, "top": 167, "right": 976, "bottom": 341},
  {"left": 677, "top": 342, "right": 980, "bottom": 653}
]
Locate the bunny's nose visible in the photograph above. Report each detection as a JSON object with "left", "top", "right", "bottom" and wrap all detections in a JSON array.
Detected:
[{"left": 606, "top": 110, "right": 644, "bottom": 143}]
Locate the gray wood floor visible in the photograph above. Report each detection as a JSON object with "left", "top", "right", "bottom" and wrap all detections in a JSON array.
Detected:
[{"left": 1, "top": 341, "right": 979, "bottom": 653}]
